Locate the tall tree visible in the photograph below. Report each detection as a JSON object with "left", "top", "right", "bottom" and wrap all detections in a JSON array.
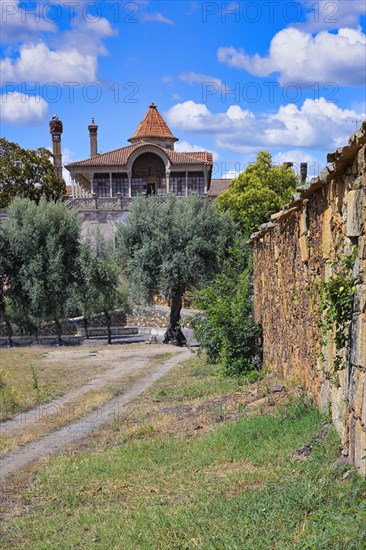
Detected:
[
  {"left": 217, "top": 151, "right": 298, "bottom": 235},
  {"left": 74, "top": 236, "right": 130, "bottom": 344},
  {"left": 2, "top": 197, "right": 80, "bottom": 343},
  {"left": 0, "top": 138, "right": 65, "bottom": 208},
  {"left": 117, "top": 195, "right": 235, "bottom": 345}
]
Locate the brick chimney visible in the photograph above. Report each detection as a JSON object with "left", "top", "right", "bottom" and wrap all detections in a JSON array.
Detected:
[
  {"left": 49, "top": 115, "right": 63, "bottom": 180},
  {"left": 88, "top": 118, "right": 98, "bottom": 157},
  {"left": 300, "top": 162, "right": 308, "bottom": 184}
]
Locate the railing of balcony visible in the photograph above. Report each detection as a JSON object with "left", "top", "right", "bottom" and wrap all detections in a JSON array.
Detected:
[{"left": 65, "top": 194, "right": 211, "bottom": 211}]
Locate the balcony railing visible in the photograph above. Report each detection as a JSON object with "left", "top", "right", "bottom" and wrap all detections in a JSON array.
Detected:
[{"left": 65, "top": 194, "right": 210, "bottom": 211}]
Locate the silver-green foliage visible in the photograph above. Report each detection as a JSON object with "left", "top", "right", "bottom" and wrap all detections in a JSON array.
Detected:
[
  {"left": 0, "top": 197, "right": 80, "bottom": 336},
  {"left": 116, "top": 195, "right": 236, "bottom": 323},
  {"left": 75, "top": 235, "right": 130, "bottom": 343}
]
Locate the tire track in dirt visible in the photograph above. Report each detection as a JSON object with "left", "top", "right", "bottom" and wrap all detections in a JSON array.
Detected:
[
  {"left": 1, "top": 347, "right": 164, "bottom": 433},
  {"left": 0, "top": 348, "right": 191, "bottom": 481}
]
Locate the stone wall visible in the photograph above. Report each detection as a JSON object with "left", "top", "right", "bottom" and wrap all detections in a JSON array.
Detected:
[
  {"left": 126, "top": 306, "right": 192, "bottom": 329},
  {"left": 250, "top": 123, "right": 366, "bottom": 474}
]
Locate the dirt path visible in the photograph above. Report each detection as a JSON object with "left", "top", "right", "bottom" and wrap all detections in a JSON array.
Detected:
[
  {"left": 1, "top": 346, "right": 167, "bottom": 432},
  {"left": 0, "top": 347, "right": 191, "bottom": 481}
]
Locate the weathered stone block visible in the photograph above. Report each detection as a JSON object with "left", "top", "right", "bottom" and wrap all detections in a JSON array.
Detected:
[
  {"left": 331, "top": 385, "right": 347, "bottom": 439},
  {"left": 351, "top": 369, "right": 365, "bottom": 418},
  {"left": 299, "top": 205, "right": 308, "bottom": 236},
  {"left": 350, "top": 314, "right": 366, "bottom": 369},
  {"left": 346, "top": 190, "right": 362, "bottom": 237},
  {"left": 299, "top": 235, "right": 310, "bottom": 262},
  {"left": 353, "top": 421, "right": 366, "bottom": 476},
  {"left": 321, "top": 208, "right": 333, "bottom": 258},
  {"left": 362, "top": 378, "right": 366, "bottom": 428},
  {"left": 357, "top": 145, "right": 366, "bottom": 175},
  {"left": 353, "top": 285, "right": 366, "bottom": 314}
]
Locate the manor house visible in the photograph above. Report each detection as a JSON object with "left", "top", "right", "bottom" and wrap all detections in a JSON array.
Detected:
[{"left": 65, "top": 103, "right": 213, "bottom": 198}]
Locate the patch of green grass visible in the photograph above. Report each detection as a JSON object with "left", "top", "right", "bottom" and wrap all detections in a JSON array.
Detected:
[
  {"left": 148, "top": 351, "right": 175, "bottom": 367},
  {"left": 3, "top": 400, "right": 366, "bottom": 549},
  {"left": 153, "top": 355, "right": 256, "bottom": 403}
]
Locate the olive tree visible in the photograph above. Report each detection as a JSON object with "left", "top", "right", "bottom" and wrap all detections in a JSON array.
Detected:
[
  {"left": 117, "top": 195, "right": 235, "bottom": 345},
  {"left": 2, "top": 197, "right": 80, "bottom": 343},
  {"left": 74, "top": 236, "right": 130, "bottom": 344}
]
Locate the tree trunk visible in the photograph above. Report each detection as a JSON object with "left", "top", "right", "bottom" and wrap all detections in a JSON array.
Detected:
[
  {"left": 55, "top": 319, "right": 64, "bottom": 347},
  {"left": 163, "top": 290, "right": 186, "bottom": 346},
  {"left": 104, "top": 311, "right": 112, "bottom": 345},
  {"left": 5, "top": 316, "right": 14, "bottom": 348},
  {"left": 84, "top": 316, "right": 89, "bottom": 339}
]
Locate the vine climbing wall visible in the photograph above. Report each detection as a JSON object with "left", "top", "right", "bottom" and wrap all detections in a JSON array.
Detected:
[{"left": 250, "top": 123, "right": 366, "bottom": 474}]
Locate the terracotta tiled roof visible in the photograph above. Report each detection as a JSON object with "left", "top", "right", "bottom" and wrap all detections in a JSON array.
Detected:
[
  {"left": 128, "top": 103, "right": 178, "bottom": 143},
  {"left": 207, "top": 178, "right": 231, "bottom": 197},
  {"left": 65, "top": 142, "right": 213, "bottom": 170}
]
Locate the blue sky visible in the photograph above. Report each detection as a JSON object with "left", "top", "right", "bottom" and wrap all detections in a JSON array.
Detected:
[{"left": 1, "top": 0, "right": 365, "bottom": 181}]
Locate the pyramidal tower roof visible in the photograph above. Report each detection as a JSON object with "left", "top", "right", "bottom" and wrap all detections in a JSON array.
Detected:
[{"left": 128, "top": 103, "right": 178, "bottom": 143}]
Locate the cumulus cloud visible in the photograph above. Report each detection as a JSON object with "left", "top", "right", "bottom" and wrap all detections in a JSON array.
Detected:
[
  {"left": 0, "top": 0, "right": 56, "bottom": 43},
  {"left": 298, "top": 0, "right": 366, "bottom": 32},
  {"left": 165, "top": 99, "right": 365, "bottom": 153},
  {"left": 1, "top": 42, "right": 98, "bottom": 84},
  {"left": 175, "top": 139, "right": 220, "bottom": 162},
  {"left": 1, "top": 3, "right": 116, "bottom": 84},
  {"left": 272, "top": 150, "right": 323, "bottom": 178},
  {"left": 141, "top": 12, "right": 174, "bottom": 25},
  {"left": 1, "top": 92, "right": 48, "bottom": 126},
  {"left": 166, "top": 100, "right": 255, "bottom": 133},
  {"left": 218, "top": 27, "right": 366, "bottom": 86}
]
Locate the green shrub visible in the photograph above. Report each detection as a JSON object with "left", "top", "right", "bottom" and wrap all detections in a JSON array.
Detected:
[{"left": 193, "top": 240, "right": 262, "bottom": 376}]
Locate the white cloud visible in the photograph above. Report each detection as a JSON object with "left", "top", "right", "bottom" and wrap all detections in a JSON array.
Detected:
[
  {"left": 175, "top": 139, "right": 220, "bottom": 162},
  {"left": 162, "top": 75, "right": 174, "bottom": 85},
  {"left": 1, "top": 4, "right": 116, "bottom": 84},
  {"left": 141, "top": 12, "right": 174, "bottom": 25},
  {"left": 0, "top": 0, "right": 56, "bottom": 43},
  {"left": 218, "top": 27, "right": 366, "bottom": 86},
  {"left": 222, "top": 169, "right": 239, "bottom": 180},
  {"left": 298, "top": 0, "right": 365, "bottom": 32},
  {"left": 0, "top": 92, "right": 48, "bottom": 126},
  {"left": 165, "top": 99, "right": 365, "bottom": 153},
  {"left": 1, "top": 42, "right": 98, "bottom": 84},
  {"left": 47, "top": 146, "right": 75, "bottom": 183},
  {"left": 61, "top": 148, "right": 75, "bottom": 183},
  {"left": 179, "top": 72, "right": 224, "bottom": 88},
  {"left": 55, "top": 16, "right": 116, "bottom": 56},
  {"left": 263, "top": 99, "right": 364, "bottom": 149},
  {"left": 272, "top": 150, "right": 323, "bottom": 178},
  {"left": 166, "top": 100, "right": 254, "bottom": 133}
]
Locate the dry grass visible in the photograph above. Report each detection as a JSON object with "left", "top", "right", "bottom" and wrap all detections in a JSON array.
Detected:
[
  {"left": 0, "top": 343, "right": 154, "bottom": 421},
  {"left": 0, "top": 348, "right": 174, "bottom": 454}
]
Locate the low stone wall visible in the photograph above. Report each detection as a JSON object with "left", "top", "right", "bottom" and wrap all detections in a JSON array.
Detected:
[
  {"left": 126, "top": 306, "right": 193, "bottom": 329},
  {"left": 250, "top": 123, "right": 366, "bottom": 474}
]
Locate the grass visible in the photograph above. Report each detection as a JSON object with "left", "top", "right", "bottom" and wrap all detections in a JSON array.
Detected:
[
  {"left": 152, "top": 356, "right": 262, "bottom": 403},
  {"left": 1, "top": 356, "right": 366, "bottom": 549},
  {"left": 2, "top": 402, "right": 366, "bottom": 549}
]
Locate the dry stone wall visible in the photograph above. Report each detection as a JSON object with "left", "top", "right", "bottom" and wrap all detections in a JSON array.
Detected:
[{"left": 250, "top": 123, "right": 366, "bottom": 474}]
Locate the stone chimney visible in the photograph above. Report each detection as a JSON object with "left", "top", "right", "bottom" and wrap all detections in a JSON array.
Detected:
[
  {"left": 88, "top": 118, "right": 98, "bottom": 157},
  {"left": 300, "top": 162, "right": 308, "bottom": 184},
  {"left": 49, "top": 115, "right": 63, "bottom": 180}
]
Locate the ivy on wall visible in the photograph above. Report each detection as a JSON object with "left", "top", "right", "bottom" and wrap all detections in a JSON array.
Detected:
[{"left": 314, "top": 248, "right": 357, "bottom": 372}]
